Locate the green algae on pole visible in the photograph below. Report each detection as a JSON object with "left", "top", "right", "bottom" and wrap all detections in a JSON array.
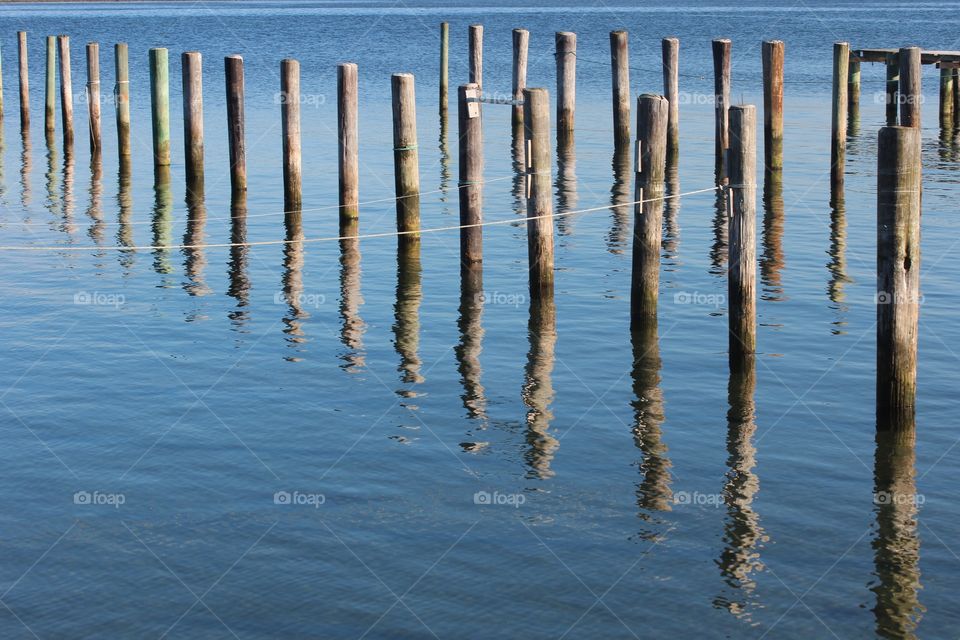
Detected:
[
  {"left": 762, "top": 41, "right": 784, "bottom": 174},
  {"left": 149, "top": 48, "right": 170, "bottom": 167}
]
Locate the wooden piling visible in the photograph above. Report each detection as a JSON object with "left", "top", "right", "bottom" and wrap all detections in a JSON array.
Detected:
[
  {"left": 512, "top": 28, "right": 529, "bottom": 128},
  {"left": 338, "top": 62, "right": 359, "bottom": 231},
  {"left": 85, "top": 43, "right": 101, "bottom": 154},
  {"left": 45, "top": 36, "right": 55, "bottom": 134},
  {"left": 885, "top": 54, "right": 899, "bottom": 126},
  {"left": 181, "top": 51, "right": 204, "bottom": 192},
  {"left": 876, "top": 125, "right": 921, "bottom": 431},
  {"left": 953, "top": 69, "right": 960, "bottom": 131},
  {"left": 458, "top": 83, "right": 483, "bottom": 269},
  {"left": 609, "top": 30, "right": 630, "bottom": 148},
  {"left": 712, "top": 38, "right": 731, "bottom": 181},
  {"left": 439, "top": 22, "right": 449, "bottom": 113},
  {"left": 114, "top": 43, "right": 131, "bottom": 158},
  {"left": 762, "top": 40, "right": 784, "bottom": 174},
  {"left": 392, "top": 73, "right": 420, "bottom": 237},
  {"left": 225, "top": 55, "right": 246, "bottom": 193},
  {"left": 17, "top": 32, "right": 29, "bottom": 132},
  {"left": 848, "top": 54, "right": 861, "bottom": 125},
  {"left": 469, "top": 24, "right": 483, "bottom": 88},
  {"left": 523, "top": 87, "right": 554, "bottom": 299},
  {"left": 939, "top": 67, "right": 955, "bottom": 129},
  {"left": 662, "top": 37, "right": 679, "bottom": 161},
  {"left": 831, "top": 42, "right": 849, "bottom": 193},
  {"left": 898, "top": 47, "right": 921, "bottom": 129},
  {"left": 728, "top": 105, "right": 758, "bottom": 370},
  {"left": 280, "top": 58, "right": 301, "bottom": 212},
  {"left": 148, "top": 48, "right": 169, "bottom": 166},
  {"left": 57, "top": 35, "right": 74, "bottom": 148},
  {"left": 556, "top": 32, "right": 576, "bottom": 142},
  {"left": 630, "top": 94, "right": 668, "bottom": 329}
]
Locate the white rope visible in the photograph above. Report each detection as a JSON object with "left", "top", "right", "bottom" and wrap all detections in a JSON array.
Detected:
[{"left": 0, "top": 186, "right": 720, "bottom": 252}]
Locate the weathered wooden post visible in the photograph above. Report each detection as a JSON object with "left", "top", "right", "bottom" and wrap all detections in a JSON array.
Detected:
[
  {"left": 610, "top": 30, "right": 630, "bottom": 148},
  {"left": 662, "top": 37, "right": 679, "bottom": 161},
  {"left": 17, "top": 32, "right": 29, "bottom": 133},
  {"left": 712, "top": 38, "right": 731, "bottom": 181},
  {"left": 392, "top": 73, "right": 420, "bottom": 238},
  {"left": 953, "top": 69, "right": 960, "bottom": 130},
  {"left": 182, "top": 51, "right": 204, "bottom": 192},
  {"left": 57, "top": 35, "right": 74, "bottom": 148},
  {"left": 280, "top": 58, "right": 301, "bottom": 212},
  {"left": 439, "top": 22, "right": 449, "bottom": 113},
  {"left": 898, "top": 47, "right": 921, "bottom": 128},
  {"left": 523, "top": 87, "right": 554, "bottom": 300},
  {"left": 877, "top": 125, "right": 921, "bottom": 432},
  {"left": 848, "top": 53, "right": 861, "bottom": 128},
  {"left": 225, "top": 55, "right": 246, "bottom": 193},
  {"left": 831, "top": 42, "right": 849, "bottom": 194},
  {"left": 728, "top": 105, "right": 758, "bottom": 372},
  {"left": 458, "top": 83, "right": 483, "bottom": 271},
  {"left": 114, "top": 43, "right": 131, "bottom": 158},
  {"left": 630, "top": 94, "right": 668, "bottom": 330},
  {"left": 885, "top": 53, "right": 899, "bottom": 126},
  {"left": 762, "top": 40, "right": 784, "bottom": 174},
  {"left": 338, "top": 62, "right": 359, "bottom": 232},
  {"left": 45, "top": 36, "right": 55, "bottom": 135},
  {"left": 469, "top": 24, "right": 483, "bottom": 88},
  {"left": 556, "top": 32, "right": 576, "bottom": 143},
  {"left": 939, "top": 67, "right": 955, "bottom": 130},
  {"left": 512, "top": 28, "right": 529, "bottom": 128},
  {"left": 85, "top": 43, "right": 101, "bottom": 154},
  {"left": 149, "top": 48, "right": 170, "bottom": 166}
]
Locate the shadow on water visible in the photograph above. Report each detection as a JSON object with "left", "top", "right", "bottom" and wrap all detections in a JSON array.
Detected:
[
  {"left": 183, "top": 179, "right": 212, "bottom": 301},
  {"left": 629, "top": 319, "right": 673, "bottom": 531},
  {"left": 20, "top": 129, "right": 31, "bottom": 210},
  {"left": 522, "top": 293, "right": 557, "bottom": 479},
  {"left": 227, "top": 192, "right": 251, "bottom": 329},
  {"left": 456, "top": 263, "right": 487, "bottom": 428},
  {"left": 555, "top": 135, "right": 576, "bottom": 236},
  {"left": 607, "top": 143, "right": 631, "bottom": 254},
  {"left": 714, "top": 353, "right": 766, "bottom": 619},
  {"left": 338, "top": 227, "right": 365, "bottom": 373},
  {"left": 280, "top": 208, "right": 307, "bottom": 359},
  {"left": 871, "top": 428, "right": 924, "bottom": 639},
  {"left": 663, "top": 157, "right": 681, "bottom": 270},
  {"left": 761, "top": 169, "right": 785, "bottom": 302},
  {"left": 116, "top": 156, "right": 135, "bottom": 272},
  {"left": 151, "top": 165, "right": 173, "bottom": 276},
  {"left": 394, "top": 237, "right": 424, "bottom": 397}
]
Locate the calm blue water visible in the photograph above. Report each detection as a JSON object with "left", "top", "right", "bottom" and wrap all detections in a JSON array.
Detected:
[{"left": 0, "top": 1, "right": 958, "bottom": 637}]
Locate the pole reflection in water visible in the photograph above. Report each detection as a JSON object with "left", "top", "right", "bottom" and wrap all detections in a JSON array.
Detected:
[
  {"left": 44, "top": 131, "right": 60, "bottom": 227},
  {"left": 715, "top": 353, "right": 766, "bottom": 619},
  {"left": 182, "top": 179, "right": 211, "bottom": 299},
  {"left": 85, "top": 151, "right": 105, "bottom": 247},
  {"left": 761, "top": 168, "right": 785, "bottom": 302},
  {"left": 20, "top": 130, "right": 31, "bottom": 210},
  {"left": 871, "top": 428, "right": 924, "bottom": 639},
  {"left": 456, "top": 263, "right": 487, "bottom": 427},
  {"left": 629, "top": 318, "right": 673, "bottom": 523},
  {"left": 227, "top": 192, "right": 251, "bottom": 329},
  {"left": 710, "top": 167, "right": 728, "bottom": 274},
  {"left": 393, "top": 237, "right": 424, "bottom": 396},
  {"left": 0, "top": 130, "right": 6, "bottom": 206},
  {"left": 663, "top": 157, "right": 681, "bottom": 268},
  {"left": 511, "top": 118, "right": 526, "bottom": 216},
  {"left": 280, "top": 208, "right": 307, "bottom": 357},
  {"left": 522, "top": 292, "right": 557, "bottom": 479},
  {"left": 607, "top": 144, "right": 631, "bottom": 254},
  {"left": 116, "top": 156, "right": 135, "bottom": 272},
  {"left": 338, "top": 222, "right": 365, "bottom": 373},
  {"left": 151, "top": 165, "right": 173, "bottom": 276},
  {"left": 827, "top": 189, "right": 851, "bottom": 332},
  {"left": 439, "top": 109, "right": 452, "bottom": 214},
  {"left": 555, "top": 136, "right": 577, "bottom": 236}
]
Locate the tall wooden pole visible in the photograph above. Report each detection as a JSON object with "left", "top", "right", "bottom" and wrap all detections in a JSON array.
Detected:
[
  {"left": 898, "top": 47, "right": 921, "bottom": 128},
  {"left": 85, "top": 42, "right": 101, "bottom": 154},
  {"left": 392, "top": 73, "right": 420, "bottom": 238},
  {"left": 831, "top": 42, "right": 849, "bottom": 194},
  {"left": 877, "top": 125, "right": 921, "bottom": 432},
  {"left": 280, "top": 58, "right": 301, "bottom": 212},
  {"left": 17, "top": 32, "right": 29, "bottom": 133},
  {"left": 439, "top": 22, "right": 449, "bottom": 113},
  {"left": 610, "top": 30, "right": 630, "bottom": 148},
  {"left": 885, "top": 53, "right": 899, "bottom": 126},
  {"left": 458, "top": 83, "right": 483, "bottom": 270},
  {"left": 523, "top": 87, "right": 554, "bottom": 300},
  {"left": 848, "top": 54, "right": 861, "bottom": 128},
  {"left": 45, "top": 36, "right": 55, "bottom": 135},
  {"left": 338, "top": 62, "right": 359, "bottom": 231},
  {"left": 512, "top": 28, "right": 529, "bottom": 129},
  {"left": 556, "top": 32, "right": 576, "bottom": 143},
  {"left": 712, "top": 38, "right": 731, "bottom": 182},
  {"left": 469, "top": 24, "right": 483, "bottom": 89},
  {"left": 57, "top": 35, "right": 74, "bottom": 148},
  {"left": 149, "top": 48, "right": 170, "bottom": 166},
  {"left": 182, "top": 51, "right": 204, "bottom": 193},
  {"left": 939, "top": 67, "right": 955, "bottom": 130},
  {"left": 225, "top": 55, "right": 246, "bottom": 194},
  {"left": 762, "top": 40, "right": 784, "bottom": 174},
  {"left": 114, "top": 43, "right": 131, "bottom": 158},
  {"left": 728, "top": 105, "right": 758, "bottom": 372},
  {"left": 662, "top": 37, "right": 679, "bottom": 161}
]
